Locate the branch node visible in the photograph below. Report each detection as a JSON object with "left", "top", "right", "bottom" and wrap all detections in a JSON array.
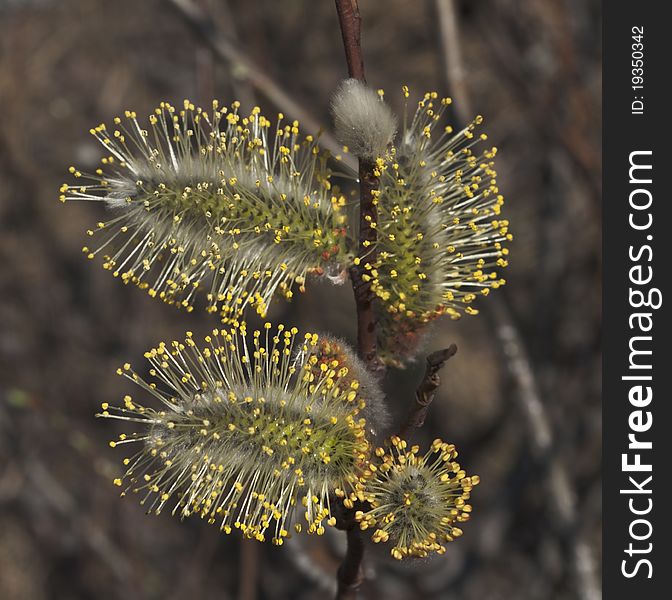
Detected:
[{"left": 398, "top": 344, "right": 457, "bottom": 439}]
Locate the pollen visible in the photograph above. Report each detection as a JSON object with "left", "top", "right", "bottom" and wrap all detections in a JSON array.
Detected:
[
  {"left": 63, "top": 100, "right": 352, "bottom": 323},
  {"left": 369, "top": 89, "right": 511, "bottom": 367},
  {"left": 98, "top": 324, "right": 371, "bottom": 543},
  {"left": 357, "top": 437, "right": 479, "bottom": 560}
]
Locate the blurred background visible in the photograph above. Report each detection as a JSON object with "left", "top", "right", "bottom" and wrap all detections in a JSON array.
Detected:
[{"left": 0, "top": 0, "right": 601, "bottom": 598}]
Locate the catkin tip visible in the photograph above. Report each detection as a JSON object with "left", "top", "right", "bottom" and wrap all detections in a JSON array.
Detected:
[
  {"left": 331, "top": 79, "right": 396, "bottom": 160},
  {"left": 313, "top": 334, "right": 390, "bottom": 439}
]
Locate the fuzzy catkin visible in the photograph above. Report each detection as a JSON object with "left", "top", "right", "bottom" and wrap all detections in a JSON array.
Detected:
[
  {"left": 62, "top": 100, "right": 351, "bottom": 322},
  {"left": 312, "top": 335, "right": 390, "bottom": 440},
  {"left": 370, "top": 90, "right": 511, "bottom": 367},
  {"left": 100, "top": 323, "right": 372, "bottom": 545},
  {"left": 331, "top": 79, "right": 397, "bottom": 160},
  {"left": 358, "top": 436, "right": 479, "bottom": 560}
]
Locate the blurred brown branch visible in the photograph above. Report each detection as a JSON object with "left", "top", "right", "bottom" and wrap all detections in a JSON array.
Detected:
[
  {"left": 434, "top": 3, "right": 601, "bottom": 597},
  {"left": 488, "top": 298, "right": 552, "bottom": 456},
  {"left": 436, "top": 0, "right": 470, "bottom": 123},
  {"left": 285, "top": 538, "right": 337, "bottom": 596},
  {"left": 165, "top": 0, "right": 357, "bottom": 170},
  {"left": 332, "top": 1, "right": 380, "bottom": 597}
]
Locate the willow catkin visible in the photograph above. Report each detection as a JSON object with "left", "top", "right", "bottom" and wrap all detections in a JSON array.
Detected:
[
  {"left": 331, "top": 79, "right": 397, "bottom": 160},
  {"left": 100, "top": 323, "right": 372, "bottom": 545},
  {"left": 370, "top": 89, "right": 511, "bottom": 367},
  {"left": 62, "top": 100, "right": 351, "bottom": 321},
  {"left": 357, "top": 436, "right": 479, "bottom": 560}
]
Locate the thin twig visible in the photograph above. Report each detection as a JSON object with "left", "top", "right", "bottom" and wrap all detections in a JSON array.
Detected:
[
  {"left": 334, "top": 0, "right": 365, "bottom": 80},
  {"left": 335, "top": 527, "right": 366, "bottom": 600},
  {"left": 489, "top": 299, "right": 599, "bottom": 599},
  {"left": 238, "top": 539, "right": 259, "bottom": 600},
  {"left": 351, "top": 160, "right": 383, "bottom": 374},
  {"left": 332, "top": 0, "right": 381, "bottom": 371},
  {"left": 332, "top": 0, "right": 383, "bottom": 375},
  {"left": 398, "top": 345, "right": 457, "bottom": 441},
  {"left": 333, "top": 1, "right": 379, "bottom": 597},
  {"left": 165, "top": 0, "right": 356, "bottom": 170},
  {"left": 488, "top": 298, "right": 552, "bottom": 457}
]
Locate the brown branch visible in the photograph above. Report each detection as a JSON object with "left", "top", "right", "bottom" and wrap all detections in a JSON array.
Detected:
[
  {"left": 333, "top": 1, "right": 381, "bottom": 598},
  {"left": 333, "top": 0, "right": 382, "bottom": 375},
  {"left": 335, "top": 527, "right": 366, "bottom": 600},
  {"left": 334, "top": 0, "right": 365, "bottom": 81},
  {"left": 238, "top": 539, "right": 259, "bottom": 600},
  {"left": 351, "top": 159, "right": 383, "bottom": 374},
  {"left": 398, "top": 345, "right": 457, "bottom": 441},
  {"left": 165, "top": 0, "right": 357, "bottom": 170}
]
